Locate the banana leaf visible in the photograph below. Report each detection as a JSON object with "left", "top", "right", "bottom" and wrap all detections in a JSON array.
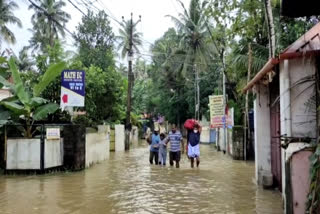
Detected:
[
  {"left": 33, "top": 103, "right": 59, "bottom": 121},
  {"left": 33, "top": 61, "right": 66, "bottom": 97},
  {"left": 30, "top": 97, "right": 47, "bottom": 107},
  {"left": 1, "top": 101, "right": 26, "bottom": 115},
  {"left": 8, "top": 57, "right": 30, "bottom": 105}
]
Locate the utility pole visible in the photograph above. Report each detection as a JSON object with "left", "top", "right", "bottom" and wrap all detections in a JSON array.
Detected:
[
  {"left": 244, "top": 43, "right": 252, "bottom": 160},
  {"left": 196, "top": 65, "right": 200, "bottom": 121},
  {"left": 222, "top": 54, "right": 227, "bottom": 154},
  {"left": 123, "top": 13, "right": 141, "bottom": 151},
  {"left": 194, "top": 64, "right": 197, "bottom": 119},
  {"left": 193, "top": 64, "right": 200, "bottom": 121}
]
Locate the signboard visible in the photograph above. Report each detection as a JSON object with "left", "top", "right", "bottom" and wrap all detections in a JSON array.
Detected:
[
  {"left": 61, "top": 70, "right": 85, "bottom": 109},
  {"left": 46, "top": 128, "right": 60, "bottom": 140},
  {"left": 209, "top": 95, "right": 224, "bottom": 116},
  {"left": 209, "top": 95, "right": 225, "bottom": 128},
  {"left": 226, "top": 107, "right": 234, "bottom": 128}
]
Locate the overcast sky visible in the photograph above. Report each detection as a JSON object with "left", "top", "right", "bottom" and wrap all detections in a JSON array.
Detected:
[{"left": 3, "top": 0, "right": 190, "bottom": 62}]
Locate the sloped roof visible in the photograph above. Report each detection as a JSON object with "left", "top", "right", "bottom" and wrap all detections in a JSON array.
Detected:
[
  {"left": 243, "top": 22, "right": 320, "bottom": 92},
  {"left": 280, "top": 22, "right": 320, "bottom": 59}
]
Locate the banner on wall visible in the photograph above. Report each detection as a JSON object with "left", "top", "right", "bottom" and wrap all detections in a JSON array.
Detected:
[
  {"left": 209, "top": 95, "right": 224, "bottom": 128},
  {"left": 209, "top": 95, "right": 234, "bottom": 129},
  {"left": 60, "top": 70, "right": 85, "bottom": 110}
]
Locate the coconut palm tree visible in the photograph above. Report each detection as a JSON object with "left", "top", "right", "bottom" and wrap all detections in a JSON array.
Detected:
[
  {"left": 0, "top": 0, "right": 22, "bottom": 46},
  {"left": 167, "top": 0, "right": 214, "bottom": 71},
  {"left": 29, "top": 0, "right": 70, "bottom": 49},
  {"left": 167, "top": 0, "right": 215, "bottom": 119},
  {"left": 17, "top": 46, "right": 34, "bottom": 72},
  {"left": 117, "top": 19, "right": 142, "bottom": 59},
  {"left": 117, "top": 15, "right": 142, "bottom": 150}
]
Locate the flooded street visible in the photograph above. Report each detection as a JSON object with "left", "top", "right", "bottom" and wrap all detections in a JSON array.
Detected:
[{"left": 0, "top": 142, "right": 282, "bottom": 214}]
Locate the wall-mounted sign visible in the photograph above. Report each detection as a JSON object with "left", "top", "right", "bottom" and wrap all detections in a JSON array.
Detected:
[
  {"left": 60, "top": 70, "right": 85, "bottom": 109},
  {"left": 46, "top": 128, "right": 60, "bottom": 140},
  {"left": 209, "top": 95, "right": 224, "bottom": 128}
]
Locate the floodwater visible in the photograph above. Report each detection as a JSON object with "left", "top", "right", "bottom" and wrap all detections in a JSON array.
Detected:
[{"left": 0, "top": 142, "right": 283, "bottom": 214}]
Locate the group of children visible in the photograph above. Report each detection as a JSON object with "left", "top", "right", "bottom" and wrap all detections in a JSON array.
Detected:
[{"left": 147, "top": 124, "right": 201, "bottom": 168}]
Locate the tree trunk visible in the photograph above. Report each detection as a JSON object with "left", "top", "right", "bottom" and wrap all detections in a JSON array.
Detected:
[{"left": 264, "top": 0, "right": 276, "bottom": 58}]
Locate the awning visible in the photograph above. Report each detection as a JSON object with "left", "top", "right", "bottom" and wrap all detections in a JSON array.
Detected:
[
  {"left": 281, "top": 22, "right": 320, "bottom": 57},
  {"left": 243, "top": 22, "right": 320, "bottom": 93},
  {"left": 242, "top": 58, "right": 279, "bottom": 93}
]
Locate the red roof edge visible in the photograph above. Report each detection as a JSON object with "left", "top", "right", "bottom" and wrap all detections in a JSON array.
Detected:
[
  {"left": 242, "top": 58, "right": 279, "bottom": 93},
  {"left": 280, "top": 49, "right": 320, "bottom": 60}
]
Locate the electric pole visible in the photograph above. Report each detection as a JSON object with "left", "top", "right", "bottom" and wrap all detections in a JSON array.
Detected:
[
  {"left": 244, "top": 43, "right": 252, "bottom": 160},
  {"left": 123, "top": 13, "right": 141, "bottom": 151},
  {"left": 193, "top": 64, "right": 200, "bottom": 121},
  {"left": 222, "top": 53, "right": 227, "bottom": 154}
]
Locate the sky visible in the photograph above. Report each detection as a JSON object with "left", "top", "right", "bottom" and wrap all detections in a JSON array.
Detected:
[{"left": 3, "top": 0, "right": 190, "bottom": 62}]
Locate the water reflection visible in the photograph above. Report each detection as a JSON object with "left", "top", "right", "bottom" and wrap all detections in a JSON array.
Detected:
[{"left": 0, "top": 142, "right": 282, "bottom": 214}]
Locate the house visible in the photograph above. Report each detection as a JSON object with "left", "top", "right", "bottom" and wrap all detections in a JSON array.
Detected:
[{"left": 243, "top": 22, "right": 320, "bottom": 213}]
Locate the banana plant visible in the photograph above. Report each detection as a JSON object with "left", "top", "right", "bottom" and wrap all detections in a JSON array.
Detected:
[{"left": 0, "top": 57, "right": 65, "bottom": 138}]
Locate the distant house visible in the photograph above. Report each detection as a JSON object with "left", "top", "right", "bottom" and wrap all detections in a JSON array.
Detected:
[{"left": 243, "top": 22, "right": 320, "bottom": 213}]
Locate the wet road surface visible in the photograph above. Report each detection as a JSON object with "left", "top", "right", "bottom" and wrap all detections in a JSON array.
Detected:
[{"left": 0, "top": 142, "right": 283, "bottom": 214}]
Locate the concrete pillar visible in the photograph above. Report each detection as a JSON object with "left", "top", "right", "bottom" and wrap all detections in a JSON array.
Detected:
[
  {"left": 219, "top": 128, "right": 225, "bottom": 151},
  {"left": 115, "top": 124, "right": 125, "bottom": 152},
  {"left": 253, "top": 83, "right": 272, "bottom": 185},
  {"left": 280, "top": 59, "right": 292, "bottom": 210}
]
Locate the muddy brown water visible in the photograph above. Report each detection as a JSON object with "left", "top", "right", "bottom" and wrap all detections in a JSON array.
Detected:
[{"left": 0, "top": 142, "right": 282, "bottom": 214}]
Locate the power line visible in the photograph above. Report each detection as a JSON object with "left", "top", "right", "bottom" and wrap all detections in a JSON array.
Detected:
[
  {"left": 67, "top": 0, "right": 86, "bottom": 16},
  {"left": 77, "top": 0, "right": 99, "bottom": 13},
  {"left": 81, "top": 0, "right": 101, "bottom": 13},
  {"left": 27, "top": 0, "right": 75, "bottom": 38},
  {"left": 89, "top": 0, "right": 122, "bottom": 25},
  {"left": 95, "top": 0, "right": 119, "bottom": 22},
  {"left": 136, "top": 52, "right": 220, "bottom": 68}
]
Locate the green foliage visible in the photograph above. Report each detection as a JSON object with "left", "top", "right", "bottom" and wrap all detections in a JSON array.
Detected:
[
  {"left": 36, "top": 40, "right": 68, "bottom": 115},
  {"left": 117, "top": 18, "right": 142, "bottom": 59},
  {"left": 28, "top": 0, "right": 71, "bottom": 50},
  {"left": 33, "top": 61, "right": 65, "bottom": 97},
  {"left": 167, "top": 0, "right": 216, "bottom": 74},
  {"left": 132, "top": 79, "right": 151, "bottom": 114},
  {"left": 306, "top": 144, "right": 320, "bottom": 213},
  {"left": 278, "top": 17, "right": 317, "bottom": 52},
  {"left": 0, "top": 57, "right": 64, "bottom": 137},
  {"left": 17, "top": 47, "right": 34, "bottom": 72},
  {"left": 33, "top": 103, "right": 59, "bottom": 121},
  {"left": 0, "top": 0, "right": 22, "bottom": 45},
  {"left": 84, "top": 65, "right": 126, "bottom": 125},
  {"left": 74, "top": 11, "right": 115, "bottom": 70},
  {"left": 72, "top": 115, "right": 92, "bottom": 127},
  {"left": 130, "top": 112, "right": 142, "bottom": 128}
]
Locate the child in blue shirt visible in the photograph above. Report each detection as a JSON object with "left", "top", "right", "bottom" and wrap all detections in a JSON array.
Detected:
[{"left": 158, "top": 133, "right": 168, "bottom": 165}]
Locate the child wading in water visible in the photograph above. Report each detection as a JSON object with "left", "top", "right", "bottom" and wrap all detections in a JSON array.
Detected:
[{"left": 158, "top": 133, "right": 167, "bottom": 165}]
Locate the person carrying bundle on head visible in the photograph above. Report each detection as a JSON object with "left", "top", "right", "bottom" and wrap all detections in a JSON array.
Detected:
[{"left": 187, "top": 124, "right": 201, "bottom": 168}]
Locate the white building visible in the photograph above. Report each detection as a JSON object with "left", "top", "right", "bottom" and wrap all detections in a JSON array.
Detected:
[{"left": 243, "top": 22, "right": 320, "bottom": 213}]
